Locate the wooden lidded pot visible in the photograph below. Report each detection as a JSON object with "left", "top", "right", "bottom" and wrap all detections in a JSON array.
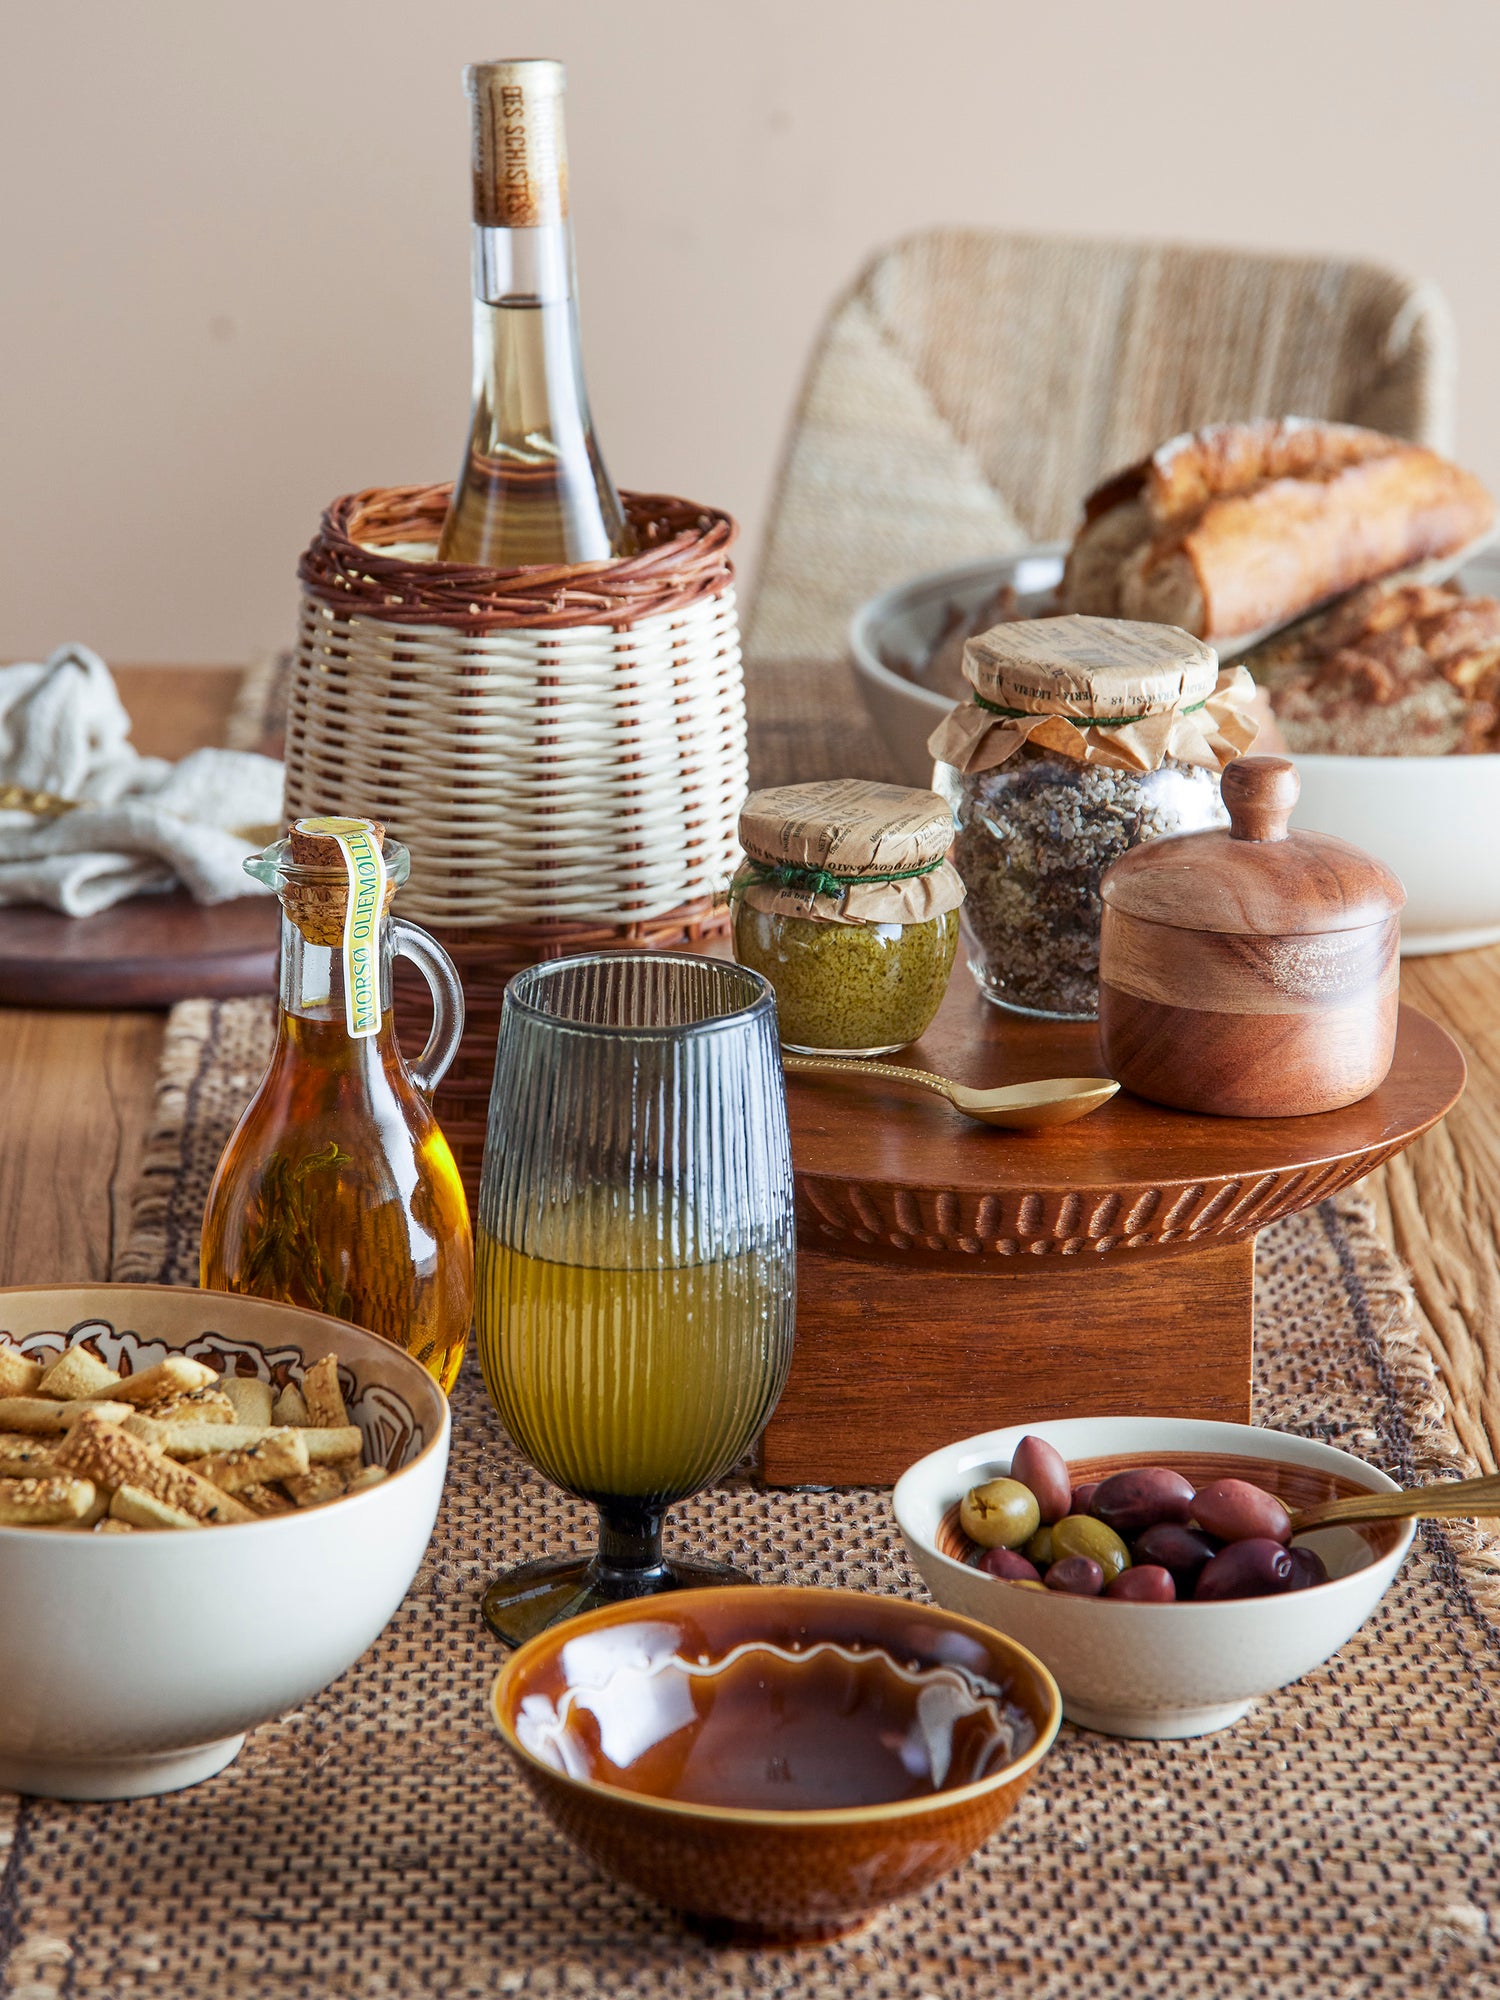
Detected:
[{"left": 1097, "top": 756, "right": 1405, "bottom": 1117}]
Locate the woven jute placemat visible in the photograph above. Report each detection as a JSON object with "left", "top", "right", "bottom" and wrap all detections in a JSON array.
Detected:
[
  {"left": 0, "top": 995, "right": 1489, "bottom": 1999},
  {"left": 4, "top": 659, "right": 1496, "bottom": 1998}
]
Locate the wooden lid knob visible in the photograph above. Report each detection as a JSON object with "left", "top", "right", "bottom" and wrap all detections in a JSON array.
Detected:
[{"left": 1222, "top": 756, "right": 1299, "bottom": 844}]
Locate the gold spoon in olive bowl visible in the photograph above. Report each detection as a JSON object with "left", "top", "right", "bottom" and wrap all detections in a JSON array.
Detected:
[
  {"left": 780, "top": 1053, "right": 1120, "bottom": 1130},
  {"left": 1290, "top": 1472, "right": 1500, "bottom": 1534}
]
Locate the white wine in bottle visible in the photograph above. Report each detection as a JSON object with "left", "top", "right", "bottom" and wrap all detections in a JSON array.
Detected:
[{"left": 438, "top": 59, "right": 634, "bottom": 567}]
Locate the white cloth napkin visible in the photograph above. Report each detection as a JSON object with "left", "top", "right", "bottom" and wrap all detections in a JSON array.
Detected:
[{"left": 0, "top": 644, "right": 284, "bottom": 916}]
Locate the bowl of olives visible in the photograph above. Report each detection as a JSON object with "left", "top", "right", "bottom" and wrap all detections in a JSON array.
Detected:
[{"left": 892, "top": 1417, "right": 1414, "bottom": 1739}]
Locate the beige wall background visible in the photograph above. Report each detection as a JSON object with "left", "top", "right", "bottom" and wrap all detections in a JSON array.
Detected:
[{"left": 3, "top": 0, "right": 1499, "bottom": 664}]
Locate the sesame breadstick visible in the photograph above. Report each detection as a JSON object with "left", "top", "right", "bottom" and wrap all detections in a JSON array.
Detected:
[
  {"left": 0, "top": 1475, "right": 97, "bottom": 1525},
  {"left": 0, "top": 1346, "right": 42, "bottom": 1397},
  {"left": 272, "top": 1383, "right": 311, "bottom": 1427},
  {"left": 183, "top": 1427, "right": 310, "bottom": 1492},
  {"left": 219, "top": 1376, "right": 274, "bottom": 1429},
  {"left": 283, "top": 1465, "right": 349, "bottom": 1509},
  {"left": 132, "top": 1386, "right": 238, "bottom": 1427},
  {"left": 54, "top": 1412, "right": 254, "bottom": 1525},
  {"left": 104, "top": 1357, "right": 218, "bottom": 1405},
  {"left": 37, "top": 1348, "right": 121, "bottom": 1402},
  {"left": 0, "top": 1433, "right": 55, "bottom": 1477},
  {"left": 127, "top": 1417, "right": 363, "bottom": 1465},
  {"left": 109, "top": 1485, "right": 202, "bottom": 1531},
  {"left": 301, "top": 1356, "right": 349, "bottom": 1430},
  {"left": 0, "top": 1397, "right": 134, "bottom": 1436}
]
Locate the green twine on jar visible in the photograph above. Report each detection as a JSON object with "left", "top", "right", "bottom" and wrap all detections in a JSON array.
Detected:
[{"left": 733, "top": 856, "right": 946, "bottom": 901}]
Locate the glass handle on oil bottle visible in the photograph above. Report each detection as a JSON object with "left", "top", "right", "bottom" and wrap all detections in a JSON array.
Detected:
[
  {"left": 436, "top": 58, "right": 634, "bottom": 567},
  {"left": 390, "top": 917, "right": 465, "bottom": 1098}
]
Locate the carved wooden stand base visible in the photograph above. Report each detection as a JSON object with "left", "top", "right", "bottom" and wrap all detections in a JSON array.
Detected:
[
  {"left": 756, "top": 980, "right": 1464, "bottom": 1489},
  {"left": 762, "top": 1239, "right": 1255, "bottom": 1488}
]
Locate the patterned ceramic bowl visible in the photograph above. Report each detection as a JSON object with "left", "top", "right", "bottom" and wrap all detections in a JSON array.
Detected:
[
  {"left": 0, "top": 1283, "right": 449, "bottom": 1800},
  {"left": 894, "top": 1417, "right": 1414, "bottom": 1740},
  {"left": 489, "top": 1584, "right": 1060, "bottom": 1942}
]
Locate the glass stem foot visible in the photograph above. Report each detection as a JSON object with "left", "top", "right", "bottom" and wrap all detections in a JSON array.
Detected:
[{"left": 480, "top": 1542, "right": 753, "bottom": 1648}]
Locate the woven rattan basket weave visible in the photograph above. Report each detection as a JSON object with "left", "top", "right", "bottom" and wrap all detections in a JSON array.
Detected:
[{"left": 284, "top": 483, "right": 747, "bottom": 1196}]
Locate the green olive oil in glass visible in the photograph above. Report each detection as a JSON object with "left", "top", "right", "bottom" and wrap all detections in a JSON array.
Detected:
[{"left": 475, "top": 954, "right": 796, "bottom": 1644}]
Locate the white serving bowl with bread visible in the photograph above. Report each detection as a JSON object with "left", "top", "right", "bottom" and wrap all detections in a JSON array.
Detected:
[
  {"left": 851, "top": 421, "right": 1500, "bottom": 956},
  {"left": 0, "top": 1283, "right": 449, "bottom": 1800}
]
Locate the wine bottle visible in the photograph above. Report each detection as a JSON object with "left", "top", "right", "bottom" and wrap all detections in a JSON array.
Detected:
[{"left": 437, "top": 59, "right": 634, "bottom": 567}]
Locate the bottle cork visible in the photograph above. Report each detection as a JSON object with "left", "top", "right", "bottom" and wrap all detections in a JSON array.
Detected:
[
  {"left": 465, "top": 58, "right": 569, "bottom": 229},
  {"left": 284, "top": 818, "right": 390, "bottom": 947}
]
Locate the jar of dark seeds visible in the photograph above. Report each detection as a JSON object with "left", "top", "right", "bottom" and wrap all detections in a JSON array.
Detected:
[
  {"left": 928, "top": 615, "right": 1258, "bottom": 1020},
  {"left": 729, "top": 778, "right": 965, "bottom": 1056}
]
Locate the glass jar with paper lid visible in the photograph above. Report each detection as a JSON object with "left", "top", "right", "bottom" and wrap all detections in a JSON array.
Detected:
[
  {"left": 200, "top": 817, "right": 473, "bottom": 1392},
  {"left": 729, "top": 778, "right": 966, "bottom": 1055},
  {"left": 929, "top": 615, "right": 1259, "bottom": 1022}
]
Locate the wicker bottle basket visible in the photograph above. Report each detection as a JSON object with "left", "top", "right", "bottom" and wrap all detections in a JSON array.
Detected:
[{"left": 284, "top": 483, "right": 747, "bottom": 1198}]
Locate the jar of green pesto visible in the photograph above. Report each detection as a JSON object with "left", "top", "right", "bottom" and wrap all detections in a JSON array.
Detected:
[{"left": 730, "top": 778, "right": 965, "bottom": 1056}]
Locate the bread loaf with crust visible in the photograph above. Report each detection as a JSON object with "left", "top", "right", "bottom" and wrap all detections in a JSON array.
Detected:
[{"left": 1061, "top": 420, "right": 1494, "bottom": 645}]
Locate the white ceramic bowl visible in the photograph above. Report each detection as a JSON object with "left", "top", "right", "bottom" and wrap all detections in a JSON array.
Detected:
[
  {"left": 0, "top": 1284, "right": 450, "bottom": 1800},
  {"left": 850, "top": 547, "right": 1500, "bottom": 954},
  {"left": 893, "top": 1417, "right": 1413, "bottom": 1740}
]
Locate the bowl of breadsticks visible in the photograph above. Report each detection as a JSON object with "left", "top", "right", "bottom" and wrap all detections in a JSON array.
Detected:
[{"left": 0, "top": 1283, "right": 450, "bottom": 1800}]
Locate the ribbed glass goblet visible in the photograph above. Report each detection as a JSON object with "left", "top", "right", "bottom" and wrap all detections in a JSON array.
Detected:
[{"left": 476, "top": 953, "right": 796, "bottom": 1645}]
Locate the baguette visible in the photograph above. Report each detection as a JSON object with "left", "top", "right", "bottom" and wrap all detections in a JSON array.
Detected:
[{"left": 1062, "top": 420, "right": 1495, "bottom": 644}]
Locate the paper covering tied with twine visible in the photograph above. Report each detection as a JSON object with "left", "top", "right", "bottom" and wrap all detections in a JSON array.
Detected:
[
  {"left": 732, "top": 778, "right": 965, "bottom": 927},
  {"left": 927, "top": 613, "right": 1259, "bottom": 777}
]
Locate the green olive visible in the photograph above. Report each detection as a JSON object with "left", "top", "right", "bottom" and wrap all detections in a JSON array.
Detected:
[
  {"left": 1051, "top": 1513, "right": 1131, "bottom": 1580},
  {"left": 960, "top": 1478, "right": 1042, "bottom": 1551},
  {"left": 1024, "top": 1525, "right": 1055, "bottom": 1567}
]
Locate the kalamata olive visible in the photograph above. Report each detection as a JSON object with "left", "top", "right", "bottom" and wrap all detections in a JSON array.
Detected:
[
  {"left": 1284, "top": 1544, "right": 1331, "bottom": 1591},
  {"left": 1024, "top": 1525, "right": 1055, "bottom": 1567},
  {"left": 1190, "top": 1478, "right": 1292, "bottom": 1545},
  {"left": 960, "top": 1478, "right": 1042, "bottom": 1550},
  {"left": 1106, "top": 1564, "right": 1176, "bottom": 1602},
  {"left": 1051, "top": 1513, "right": 1131, "bottom": 1581},
  {"left": 978, "top": 1547, "right": 1042, "bottom": 1584},
  {"left": 1133, "top": 1522, "right": 1219, "bottom": 1585},
  {"left": 1193, "top": 1537, "right": 1295, "bottom": 1600},
  {"left": 1045, "top": 1555, "right": 1105, "bottom": 1596},
  {"left": 1010, "top": 1435, "right": 1072, "bottom": 1524},
  {"left": 1071, "top": 1481, "right": 1100, "bottom": 1515},
  {"left": 1090, "top": 1466, "right": 1196, "bottom": 1536}
]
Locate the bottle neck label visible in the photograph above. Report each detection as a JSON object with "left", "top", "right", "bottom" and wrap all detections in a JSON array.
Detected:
[
  {"left": 295, "top": 817, "right": 388, "bottom": 1038},
  {"left": 471, "top": 72, "right": 568, "bottom": 228}
]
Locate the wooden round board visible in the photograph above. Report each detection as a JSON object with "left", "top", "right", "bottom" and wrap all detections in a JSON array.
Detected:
[
  {"left": 0, "top": 893, "right": 280, "bottom": 1009},
  {"left": 788, "top": 972, "right": 1465, "bottom": 1260}
]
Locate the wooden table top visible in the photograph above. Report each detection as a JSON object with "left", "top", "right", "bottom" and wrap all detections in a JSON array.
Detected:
[{"left": 1, "top": 666, "right": 1496, "bottom": 1472}]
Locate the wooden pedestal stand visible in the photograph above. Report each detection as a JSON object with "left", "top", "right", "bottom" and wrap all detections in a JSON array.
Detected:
[{"left": 759, "top": 976, "right": 1464, "bottom": 1487}]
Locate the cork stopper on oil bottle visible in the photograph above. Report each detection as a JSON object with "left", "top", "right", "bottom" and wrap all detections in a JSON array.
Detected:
[
  {"left": 465, "top": 58, "right": 569, "bottom": 228},
  {"left": 284, "top": 817, "right": 391, "bottom": 947}
]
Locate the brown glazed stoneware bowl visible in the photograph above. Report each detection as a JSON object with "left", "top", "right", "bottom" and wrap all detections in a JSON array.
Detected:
[{"left": 489, "top": 1584, "right": 1061, "bottom": 1941}]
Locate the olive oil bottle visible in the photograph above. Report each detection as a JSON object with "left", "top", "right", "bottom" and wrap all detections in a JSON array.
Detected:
[
  {"left": 437, "top": 59, "right": 633, "bottom": 567},
  {"left": 201, "top": 819, "right": 473, "bottom": 1392}
]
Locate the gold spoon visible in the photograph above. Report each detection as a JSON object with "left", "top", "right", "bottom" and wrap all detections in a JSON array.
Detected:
[
  {"left": 780, "top": 1052, "right": 1120, "bottom": 1130},
  {"left": 1290, "top": 1471, "right": 1500, "bottom": 1535}
]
